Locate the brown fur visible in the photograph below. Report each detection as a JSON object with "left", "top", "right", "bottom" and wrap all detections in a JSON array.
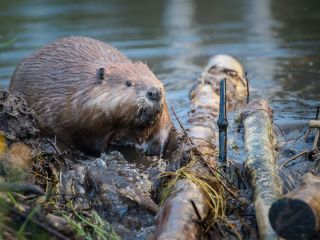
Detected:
[{"left": 9, "top": 36, "right": 173, "bottom": 155}]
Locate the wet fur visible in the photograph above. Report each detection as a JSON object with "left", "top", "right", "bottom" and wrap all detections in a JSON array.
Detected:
[{"left": 9, "top": 36, "right": 172, "bottom": 155}]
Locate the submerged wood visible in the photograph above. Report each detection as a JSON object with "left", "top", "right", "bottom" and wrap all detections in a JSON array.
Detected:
[
  {"left": 241, "top": 100, "right": 282, "bottom": 240},
  {"left": 155, "top": 55, "right": 247, "bottom": 239},
  {"left": 269, "top": 172, "right": 320, "bottom": 240}
]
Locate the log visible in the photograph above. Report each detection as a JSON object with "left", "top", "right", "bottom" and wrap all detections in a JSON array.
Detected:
[
  {"left": 154, "top": 55, "right": 247, "bottom": 239},
  {"left": 269, "top": 172, "right": 320, "bottom": 240},
  {"left": 308, "top": 120, "right": 320, "bottom": 150},
  {"left": 241, "top": 100, "right": 283, "bottom": 240},
  {"left": 309, "top": 120, "right": 320, "bottom": 129}
]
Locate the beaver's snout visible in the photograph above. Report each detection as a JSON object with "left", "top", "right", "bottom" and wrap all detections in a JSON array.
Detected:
[
  {"left": 142, "top": 107, "right": 160, "bottom": 124},
  {"left": 135, "top": 96, "right": 163, "bottom": 127},
  {"left": 146, "top": 87, "right": 162, "bottom": 102}
]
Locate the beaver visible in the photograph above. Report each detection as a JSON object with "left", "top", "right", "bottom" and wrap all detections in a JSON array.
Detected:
[{"left": 9, "top": 36, "right": 173, "bottom": 156}]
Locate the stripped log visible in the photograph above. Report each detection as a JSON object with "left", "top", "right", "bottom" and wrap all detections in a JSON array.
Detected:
[
  {"left": 269, "top": 172, "right": 320, "bottom": 240},
  {"left": 309, "top": 120, "right": 320, "bottom": 129},
  {"left": 154, "top": 55, "right": 247, "bottom": 239},
  {"left": 309, "top": 120, "right": 320, "bottom": 150},
  {"left": 241, "top": 100, "right": 282, "bottom": 240}
]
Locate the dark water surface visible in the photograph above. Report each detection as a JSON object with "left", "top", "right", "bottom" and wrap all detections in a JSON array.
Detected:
[{"left": 0, "top": 0, "right": 319, "bottom": 125}]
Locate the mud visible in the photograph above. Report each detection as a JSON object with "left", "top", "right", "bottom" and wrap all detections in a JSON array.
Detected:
[
  {"left": 53, "top": 151, "right": 159, "bottom": 239},
  {"left": 0, "top": 90, "right": 38, "bottom": 142},
  {"left": 0, "top": 88, "right": 318, "bottom": 240}
]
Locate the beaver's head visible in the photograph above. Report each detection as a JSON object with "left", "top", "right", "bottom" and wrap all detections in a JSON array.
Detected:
[{"left": 84, "top": 61, "right": 165, "bottom": 129}]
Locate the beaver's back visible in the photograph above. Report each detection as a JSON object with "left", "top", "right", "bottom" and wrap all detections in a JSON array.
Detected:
[{"left": 9, "top": 36, "right": 130, "bottom": 132}]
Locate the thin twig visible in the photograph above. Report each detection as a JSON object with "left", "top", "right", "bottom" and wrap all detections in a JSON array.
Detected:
[
  {"left": 311, "top": 106, "right": 320, "bottom": 149},
  {"left": 313, "top": 129, "right": 319, "bottom": 150},
  {"left": 30, "top": 171, "right": 52, "bottom": 181},
  {"left": 226, "top": 219, "right": 243, "bottom": 240},
  {"left": 171, "top": 106, "right": 195, "bottom": 145},
  {"left": 280, "top": 151, "right": 308, "bottom": 168},
  {"left": 190, "top": 200, "right": 202, "bottom": 221},
  {"left": 245, "top": 72, "right": 249, "bottom": 104},
  {"left": 216, "top": 221, "right": 226, "bottom": 238},
  {"left": 46, "top": 137, "right": 62, "bottom": 155},
  {"left": 9, "top": 206, "right": 70, "bottom": 240},
  {"left": 304, "top": 128, "right": 311, "bottom": 141}
]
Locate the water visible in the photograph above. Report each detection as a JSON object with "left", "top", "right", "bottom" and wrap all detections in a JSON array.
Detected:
[{"left": 0, "top": 0, "right": 319, "bottom": 126}]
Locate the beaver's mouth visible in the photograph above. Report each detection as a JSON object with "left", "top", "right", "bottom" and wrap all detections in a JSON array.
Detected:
[{"left": 134, "top": 103, "right": 162, "bottom": 127}]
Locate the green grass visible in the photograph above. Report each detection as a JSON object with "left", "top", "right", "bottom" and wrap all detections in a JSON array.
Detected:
[
  {"left": 61, "top": 203, "right": 120, "bottom": 240},
  {"left": 0, "top": 192, "right": 119, "bottom": 240}
]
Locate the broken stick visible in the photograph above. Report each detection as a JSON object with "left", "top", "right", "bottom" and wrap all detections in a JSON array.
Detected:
[{"left": 269, "top": 172, "right": 320, "bottom": 240}]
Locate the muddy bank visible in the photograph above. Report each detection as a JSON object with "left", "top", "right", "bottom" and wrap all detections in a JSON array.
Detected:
[{"left": 0, "top": 89, "right": 167, "bottom": 239}]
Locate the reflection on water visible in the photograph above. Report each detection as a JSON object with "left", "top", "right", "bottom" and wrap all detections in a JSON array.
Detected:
[{"left": 0, "top": 0, "right": 319, "bottom": 125}]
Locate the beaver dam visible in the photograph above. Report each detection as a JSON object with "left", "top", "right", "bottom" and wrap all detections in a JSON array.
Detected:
[{"left": 0, "top": 49, "right": 319, "bottom": 240}]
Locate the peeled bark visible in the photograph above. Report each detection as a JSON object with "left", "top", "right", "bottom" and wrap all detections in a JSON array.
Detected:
[
  {"left": 241, "top": 100, "right": 282, "bottom": 240},
  {"left": 309, "top": 120, "right": 320, "bottom": 128},
  {"left": 269, "top": 172, "right": 320, "bottom": 240},
  {"left": 155, "top": 55, "right": 247, "bottom": 239}
]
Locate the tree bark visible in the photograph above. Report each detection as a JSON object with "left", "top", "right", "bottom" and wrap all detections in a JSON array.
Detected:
[
  {"left": 154, "top": 55, "right": 247, "bottom": 239},
  {"left": 309, "top": 120, "right": 320, "bottom": 128},
  {"left": 269, "top": 172, "right": 320, "bottom": 240},
  {"left": 241, "top": 100, "right": 282, "bottom": 240}
]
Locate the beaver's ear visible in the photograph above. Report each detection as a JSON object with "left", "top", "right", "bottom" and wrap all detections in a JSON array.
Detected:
[{"left": 95, "top": 67, "right": 105, "bottom": 84}]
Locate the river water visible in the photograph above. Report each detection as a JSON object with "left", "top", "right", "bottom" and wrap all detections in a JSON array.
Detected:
[{"left": 0, "top": 0, "right": 319, "bottom": 126}]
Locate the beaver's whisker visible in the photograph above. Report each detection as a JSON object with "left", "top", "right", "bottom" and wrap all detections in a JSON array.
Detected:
[{"left": 136, "top": 106, "right": 143, "bottom": 116}]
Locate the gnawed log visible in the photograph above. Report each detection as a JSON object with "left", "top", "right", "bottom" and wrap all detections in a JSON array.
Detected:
[
  {"left": 269, "top": 172, "right": 320, "bottom": 240},
  {"left": 241, "top": 100, "right": 282, "bottom": 240},
  {"left": 154, "top": 55, "right": 247, "bottom": 239}
]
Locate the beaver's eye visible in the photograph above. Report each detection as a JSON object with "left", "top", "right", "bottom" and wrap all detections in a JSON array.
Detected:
[
  {"left": 96, "top": 67, "right": 105, "bottom": 83},
  {"left": 126, "top": 80, "right": 132, "bottom": 87}
]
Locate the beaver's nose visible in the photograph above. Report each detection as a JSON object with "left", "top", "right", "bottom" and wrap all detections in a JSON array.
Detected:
[{"left": 147, "top": 87, "right": 162, "bottom": 102}]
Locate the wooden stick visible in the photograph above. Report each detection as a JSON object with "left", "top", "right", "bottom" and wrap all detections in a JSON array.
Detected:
[
  {"left": 217, "top": 78, "right": 228, "bottom": 167},
  {"left": 245, "top": 72, "right": 250, "bottom": 104},
  {"left": 155, "top": 55, "right": 247, "bottom": 239},
  {"left": 309, "top": 120, "right": 320, "bottom": 129},
  {"left": 280, "top": 151, "right": 308, "bottom": 168},
  {"left": 241, "top": 100, "right": 282, "bottom": 240},
  {"left": 313, "top": 129, "right": 319, "bottom": 150},
  {"left": 269, "top": 173, "right": 320, "bottom": 240}
]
